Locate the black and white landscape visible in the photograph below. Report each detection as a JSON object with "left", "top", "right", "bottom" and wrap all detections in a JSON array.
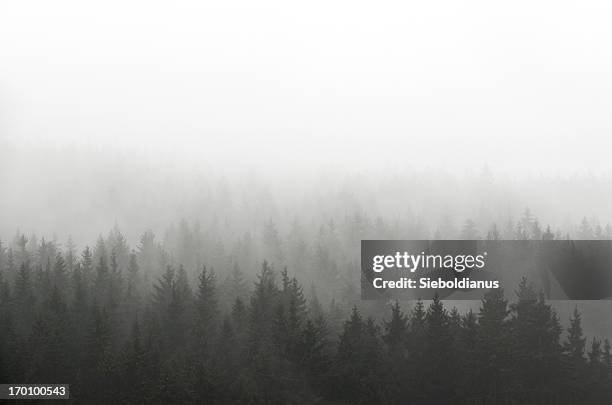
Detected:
[{"left": 1, "top": 2, "right": 612, "bottom": 404}]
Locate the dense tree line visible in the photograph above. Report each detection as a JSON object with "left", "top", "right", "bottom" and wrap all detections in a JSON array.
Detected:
[{"left": 0, "top": 226, "right": 611, "bottom": 404}]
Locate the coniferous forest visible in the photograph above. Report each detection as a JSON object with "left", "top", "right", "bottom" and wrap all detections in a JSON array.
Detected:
[
  {"left": 5, "top": 2, "right": 612, "bottom": 403},
  {"left": 1, "top": 213, "right": 611, "bottom": 405}
]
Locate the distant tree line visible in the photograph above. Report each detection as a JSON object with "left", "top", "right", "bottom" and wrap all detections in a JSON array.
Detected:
[{"left": 0, "top": 225, "right": 611, "bottom": 404}]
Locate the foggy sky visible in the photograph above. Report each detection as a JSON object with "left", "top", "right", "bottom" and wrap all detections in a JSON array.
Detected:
[
  {"left": 2, "top": 1, "right": 612, "bottom": 243},
  {"left": 2, "top": 1, "right": 612, "bottom": 172}
]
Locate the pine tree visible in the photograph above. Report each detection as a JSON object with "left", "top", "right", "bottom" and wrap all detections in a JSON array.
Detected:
[
  {"left": 308, "top": 284, "right": 324, "bottom": 320},
  {"left": 564, "top": 307, "right": 586, "bottom": 361},
  {"left": 108, "top": 250, "right": 123, "bottom": 308},
  {"left": 211, "top": 316, "right": 240, "bottom": 402},
  {"left": 327, "top": 298, "right": 345, "bottom": 339},
  {"left": 382, "top": 301, "right": 411, "bottom": 403},
  {"left": 175, "top": 264, "right": 192, "bottom": 303},
  {"left": 108, "top": 225, "right": 130, "bottom": 271},
  {"left": 15, "top": 233, "right": 29, "bottom": 268},
  {"left": 588, "top": 338, "right": 602, "bottom": 365},
  {"left": 408, "top": 298, "right": 427, "bottom": 389},
  {"left": 65, "top": 236, "right": 77, "bottom": 273},
  {"left": 285, "top": 277, "right": 307, "bottom": 328},
  {"left": 53, "top": 252, "right": 68, "bottom": 295},
  {"left": 194, "top": 265, "right": 218, "bottom": 348},
  {"left": 81, "top": 246, "right": 93, "bottom": 289},
  {"left": 477, "top": 288, "right": 509, "bottom": 401},
  {"left": 15, "top": 262, "right": 33, "bottom": 302},
  {"left": 229, "top": 262, "right": 247, "bottom": 301},
  {"left": 231, "top": 297, "right": 248, "bottom": 334},
  {"left": 94, "top": 255, "right": 110, "bottom": 306},
  {"left": 14, "top": 262, "right": 35, "bottom": 334},
  {"left": 423, "top": 294, "right": 454, "bottom": 402},
  {"left": 298, "top": 315, "right": 329, "bottom": 379},
  {"left": 249, "top": 261, "right": 278, "bottom": 337},
  {"left": 561, "top": 306, "right": 588, "bottom": 403},
  {"left": 262, "top": 220, "right": 284, "bottom": 266},
  {"left": 0, "top": 269, "right": 10, "bottom": 306},
  {"left": 93, "top": 236, "right": 107, "bottom": 271},
  {"left": 72, "top": 263, "right": 88, "bottom": 309},
  {"left": 152, "top": 265, "right": 175, "bottom": 311},
  {"left": 126, "top": 251, "right": 140, "bottom": 303},
  {"left": 137, "top": 230, "right": 157, "bottom": 275},
  {"left": 247, "top": 262, "right": 290, "bottom": 402},
  {"left": 383, "top": 301, "right": 408, "bottom": 349},
  {"left": 455, "top": 310, "right": 479, "bottom": 399},
  {"left": 333, "top": 307, "right": 384, "bottom": 403},
  {"left": 80, "top": 303, "right": 116, "bottom": 403},
  {"left": 120, "top": 319, "right": 148, "bottom": 404},
  {"left": 0, "top": 314, "right": 23, "bottom": 383},
  {"left": 510, "top": 279, "right": 563, "bottom": 402}
]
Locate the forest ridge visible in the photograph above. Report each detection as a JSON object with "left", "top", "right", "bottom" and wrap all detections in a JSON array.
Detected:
[{"left": 1, "top": 213, "right": 612, "bottom": 404}]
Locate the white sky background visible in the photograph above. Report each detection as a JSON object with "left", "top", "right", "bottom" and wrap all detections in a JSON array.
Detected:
[
  {"left": 1, "top": 1, "right": 612, "bottom": 175},
  {"left": 2, "top": 0, "right": 612, "bottom": 243}
]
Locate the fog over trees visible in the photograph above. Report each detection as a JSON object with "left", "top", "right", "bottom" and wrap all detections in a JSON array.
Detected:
[
  {"left": 1, "top": 138, "right": 612, "bottom": 403},
  {"left": 1, "top": 229, "right": 611, "bottom": 403},
  {"left": 3, "top": 1, "right": 612, "bottom": 402}
]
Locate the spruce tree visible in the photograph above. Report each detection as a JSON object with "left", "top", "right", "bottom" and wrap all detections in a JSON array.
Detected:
[{"left": 383, "top": 301, "right": 408, "bottom": 349}]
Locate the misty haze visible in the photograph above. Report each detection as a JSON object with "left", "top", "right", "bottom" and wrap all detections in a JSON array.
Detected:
[{"left": 2, "top": 1, "right": 612, "bottom": 404}]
